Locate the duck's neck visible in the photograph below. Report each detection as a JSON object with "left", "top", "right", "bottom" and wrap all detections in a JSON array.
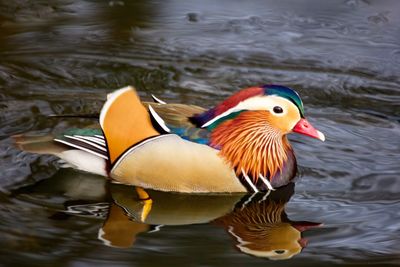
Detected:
[{"left": 209, "top": 111, "right": 296, "bottom": 188}]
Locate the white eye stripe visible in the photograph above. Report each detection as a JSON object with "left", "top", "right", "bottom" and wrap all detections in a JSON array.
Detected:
[{"left": 201, "top": 96, "right": 291, "bottom": 127}]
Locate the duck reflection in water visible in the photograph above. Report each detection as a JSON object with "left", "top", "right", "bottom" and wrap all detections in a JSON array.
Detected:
[
  {"left": 100, "top": 182, "right": 320, "bottom": 260},
  {"left": 13, "top": 171, "right": 320, "bottom": 260}
]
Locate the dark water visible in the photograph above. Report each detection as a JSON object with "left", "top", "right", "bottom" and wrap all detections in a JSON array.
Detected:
[{"left": 1, "top": 0, "right": 399, "bottom": 266}]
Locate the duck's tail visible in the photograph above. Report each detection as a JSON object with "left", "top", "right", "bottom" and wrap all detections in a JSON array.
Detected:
[
  {"left": 13, "top": 134, "right": 65, "bottom": 156},
  {"left": 100, "top": 86, "right": 160, "bottom": 165}
]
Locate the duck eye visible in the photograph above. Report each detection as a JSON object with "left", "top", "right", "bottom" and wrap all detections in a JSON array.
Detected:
[
  {"left": 274, "top": 250, "right": 286, "bottom": 254},
  {"left": 273, "top": 106, "right": 283, "bottom": 114}
]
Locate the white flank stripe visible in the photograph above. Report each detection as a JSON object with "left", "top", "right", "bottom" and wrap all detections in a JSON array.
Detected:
[
  {"left": 94, "top": 135, "right": 104, "bottom": 139},
  {"left": 75, "top": 135, "right": 106, "bottom": 146},
  {"left": 258, "top": 174, "right": 275, "bottom": 191},
  {"left": 148, "top": 105, "right": 171, "bottom": 133},
  {"left": 64, "top": 135, "right": 107, "bottom": 152},
  {"left": 151, "top": 94, "right": 167, "bottom": 104},
  {"left": 54, "top": 139, "right": 108, "bottom": 159},
  {"left": 241, "top": 168, "right": 258, "bottom": 193}
]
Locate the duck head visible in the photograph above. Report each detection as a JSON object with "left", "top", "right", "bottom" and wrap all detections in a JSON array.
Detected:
[{"left": 191, "top": 84, "right": 325, "bottom": 189}]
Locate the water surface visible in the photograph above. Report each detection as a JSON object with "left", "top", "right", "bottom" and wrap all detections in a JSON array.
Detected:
[{"left": 0, "top": 0, "right": 399, "bottom": 266}]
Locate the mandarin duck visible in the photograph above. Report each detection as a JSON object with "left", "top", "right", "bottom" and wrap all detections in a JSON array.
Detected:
[{"left": 15, "top": 84, "right": 325, "bottom": 193}]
